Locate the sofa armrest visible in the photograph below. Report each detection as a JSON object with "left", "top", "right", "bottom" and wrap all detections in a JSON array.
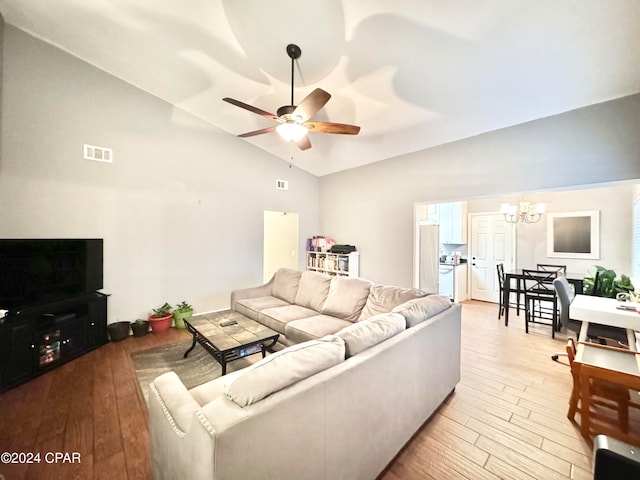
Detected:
[
  {"left": 149, "top": 372, "right": 218, "bottom": 480},
  {"left": 149, "top": 371, "right": 202, "bottom": 434},
  {"left": 230, "top": 276, "right": 275, "bottom": 310}
]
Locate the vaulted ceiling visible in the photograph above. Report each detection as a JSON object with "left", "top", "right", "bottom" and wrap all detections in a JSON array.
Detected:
[{"left": 1, "top": 0, "right": 639, "bottom": 176}]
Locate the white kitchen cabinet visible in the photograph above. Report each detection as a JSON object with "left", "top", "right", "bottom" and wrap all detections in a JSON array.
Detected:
[{"left": 454, "top": 264, "right": 468, "bottom": 302}]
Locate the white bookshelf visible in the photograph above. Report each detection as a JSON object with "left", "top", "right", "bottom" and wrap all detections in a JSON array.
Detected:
[{"left": 306, "top": 251, "right": 359, "bottom": 277}]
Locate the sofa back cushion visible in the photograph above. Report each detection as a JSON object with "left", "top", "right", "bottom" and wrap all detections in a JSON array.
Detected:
[
  {"left": 224, "top": 335, "right": 345, "bottom": 407},
  {"left": 336, "top": 312, "right": 406, "bottom": 358},
  {"left": 358, "top": 285, "right": 429, "bottom": 320},
  {"left": 321, "top": 276, "right": 373, "bottom": 322},
  {"left": 294, "top": 271, "right": 332, "bottom": 311},
  {"left": 272, "top": 268, "right": 302, "bottom": 304},
  {"left": 392, "top": 294, "right": 452, "bottom": 327}
]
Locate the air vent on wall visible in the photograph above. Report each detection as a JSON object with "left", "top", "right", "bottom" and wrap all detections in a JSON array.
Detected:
[
  {"left": 84, "top": 144, "right": 113, "bottom": 163},
  {"left": 276, "top": 179, "right": 289, "bottom": 190}
]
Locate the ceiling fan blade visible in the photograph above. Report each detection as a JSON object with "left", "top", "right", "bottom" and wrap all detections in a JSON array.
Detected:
[
  {"left": 223, "top": 98, "right": 279, "bottom": 121},
  {"left": 296, "top": 135, "right": 312, "bottom": 151},
  {"left": 237, "top": 126, "right": 276, "bottom": 138},
  {"left": 292, "top": 88, "right": 331, "bottom": 122},
  {"left": 304, "top": 121, "right": 360, "bottom": 135}
]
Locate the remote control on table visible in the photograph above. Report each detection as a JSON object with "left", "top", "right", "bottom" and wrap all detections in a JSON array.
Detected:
[{"left": 219, "top": 319, "right": 238, "bottom": 327}]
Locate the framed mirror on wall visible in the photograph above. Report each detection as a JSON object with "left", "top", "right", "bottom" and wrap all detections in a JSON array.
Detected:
[{"left": 546, "top": 210, "right": 600, "bottom": 259}]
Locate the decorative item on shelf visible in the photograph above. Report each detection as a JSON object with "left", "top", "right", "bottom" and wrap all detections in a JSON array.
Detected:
[
  {"left": 307, "top": 235, "right": 335, "bottom": 252},
  {"left": 149, "top": 302, "right": 173, "bottom": 333},
  {"left": 172, "top": 301, "right": 194, "bottom": 329},
  {"left": 130, "top": 318, "right": 150, "bottom": 337},
  {"left": 583, "top": 266, "right": 635, "bottom": 298},
  {"left": 501, "top": 201, "right": 545, "bottom": 224},
  {"left": 107, "top": 321, "right": 130, "bottom": 342}
]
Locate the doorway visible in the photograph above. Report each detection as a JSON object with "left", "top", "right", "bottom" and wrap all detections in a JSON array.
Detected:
[
  {"left": 263, "top": 211, "right": 299, "bottom": 282},
  {"left": 469, "top": 213, "right": 516, "bottom": 303}
]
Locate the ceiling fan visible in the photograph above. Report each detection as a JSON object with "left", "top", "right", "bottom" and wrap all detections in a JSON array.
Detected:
[{"left": 223, "top": 44, "right": 360, "bottom": 151}]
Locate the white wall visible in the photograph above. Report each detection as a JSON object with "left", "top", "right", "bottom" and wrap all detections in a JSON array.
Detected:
[
  {"left": 467, "top": 184, "right": 636, "bottom": 276},
  {"left": 0, "top": 25, "right": 320, "bottom": 322},
  {"left": 320, "top": 94, "right": 640, "bottom": 287}
]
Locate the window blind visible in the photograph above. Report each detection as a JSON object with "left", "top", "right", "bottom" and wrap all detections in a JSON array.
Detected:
[{"left": 633, "top": 196, "right": 640, "bottom": 279}]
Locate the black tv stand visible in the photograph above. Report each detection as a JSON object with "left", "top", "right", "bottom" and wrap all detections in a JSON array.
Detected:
[{"left": 0, "top": 292, "right": 108, "bottom": 392}]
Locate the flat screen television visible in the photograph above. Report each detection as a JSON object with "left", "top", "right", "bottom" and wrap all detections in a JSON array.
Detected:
[{"left": 0, "top": 239, "right": 103, "bottom": 311}]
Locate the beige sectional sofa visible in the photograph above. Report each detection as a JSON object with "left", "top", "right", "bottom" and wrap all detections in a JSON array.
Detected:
[
  {"left": 149, "top": 268, "right": 462, "bottom": 480},
  {"left": 231, "top": 268, "right": 436, "bottom": 348}
]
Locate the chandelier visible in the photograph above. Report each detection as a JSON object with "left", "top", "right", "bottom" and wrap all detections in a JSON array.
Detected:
[{"left": 501, "top": 201, "right": 546, "bottom": 224}]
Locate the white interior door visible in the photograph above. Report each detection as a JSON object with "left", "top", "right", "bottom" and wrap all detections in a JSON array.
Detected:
[
  {"left": 470, "top": 213, "right": 516, "bottom": 302},
  {"left": 263, "top": 211, "right": 299, "bottom": 282}
]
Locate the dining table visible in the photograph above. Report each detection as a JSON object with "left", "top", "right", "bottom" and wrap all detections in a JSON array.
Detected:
[{"left": 502, "top": 269, "right": 584, "bottom": 327}]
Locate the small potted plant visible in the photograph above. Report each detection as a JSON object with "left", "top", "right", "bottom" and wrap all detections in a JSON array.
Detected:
[
  {"left": 172, "top": 301, "right": 194, "bottom": 329},
  {"left": 149, "top": 302, "right": 173, "bottom": 333},
  {"left": 130, "top": 318, "right": 150, "bottom": 337}
]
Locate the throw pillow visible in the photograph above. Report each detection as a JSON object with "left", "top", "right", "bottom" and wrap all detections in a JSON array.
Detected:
[
  {"left": 392, "top": 294, "right": 451, "bottom": 328},
  {"left": 224, "top": 335, "right": 345, "bottom": 407},
  {"left": 336, "top": 312, "right": 406, "bottom": 358},
  {"left": 294, "top": 270, "right": 332, "bottom": 311},
  {"left": 358, "top": 284, "right": 429, "bottom": 320},
  {"left": 271, "top": 268, "right": 302, "bottom": 304},
  {"left": 321, "top": 276, "right": 373, "bottom": 322}
]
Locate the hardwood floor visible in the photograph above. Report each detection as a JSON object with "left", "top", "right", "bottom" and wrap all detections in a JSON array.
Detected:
[{"left": 1, "top": 300, "right": 638, "bottom": 479}]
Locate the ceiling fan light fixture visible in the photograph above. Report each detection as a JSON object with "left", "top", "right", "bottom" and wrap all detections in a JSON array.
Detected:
[
  {"left": 276, "top": 122, "right": 308, "bottom": 142},
  {"left": 223, "top": 43, "right": 359, "bottom": 151}
]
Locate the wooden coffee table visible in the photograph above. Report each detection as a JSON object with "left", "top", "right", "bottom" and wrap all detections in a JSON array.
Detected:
[{"left": 183, "top": 310, "right": 279, "bottom": 375}]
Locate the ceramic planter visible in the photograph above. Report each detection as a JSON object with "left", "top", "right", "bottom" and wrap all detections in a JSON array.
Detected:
[
  {"left": 149, "top": 313, "right": 172, "bottom": 333},
  {"left": 172, "top": 309, "right": 194, "bottom": 329}
]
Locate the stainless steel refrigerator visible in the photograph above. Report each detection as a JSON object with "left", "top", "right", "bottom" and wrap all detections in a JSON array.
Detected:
[{"left": 419, "top": 224, "right": 440, "bottom": 293}]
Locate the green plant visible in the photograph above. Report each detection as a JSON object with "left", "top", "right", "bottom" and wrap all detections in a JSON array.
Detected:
[
  {"left": 583, "top": 266, "right": 635, "bottom": 298},
  {"left": 133, "top": 318, "right": 148, "bottom": 325},
  {"left": 151, "top": 302, "right": 172, "bottom": 317},
  {"left": 173, "top": 301, "right": 193, "bottom": 313}
]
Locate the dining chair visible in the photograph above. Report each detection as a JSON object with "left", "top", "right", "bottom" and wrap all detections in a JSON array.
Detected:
[
  {"left": 537, "top": 263, "right": 567, "bottom": 274},
  {"left": 522, "top": 269, "right": 558, "bottom": 337},
  {"left": 565, "top": 338, "right": 630, "bottom": 433},
  {"left": 496, "top": 263, "right": 522, "bottom": 319},
  {"left": 551, "top": 277, "right": 629, "bottom": 361}
]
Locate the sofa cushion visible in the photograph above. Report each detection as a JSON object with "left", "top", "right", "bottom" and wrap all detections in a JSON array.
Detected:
[
  {"left": 272, "top": 268, "right": 302, "bottom": 304},
  {"left": 321, "top": 276, "right": 373, "bottom": 322},
  {"left": 392, "top": 295, "right": 452, "bottom": 328},
  {"left": 224, "top": 335, "right": 345, "bottom": 407},
  {"left": 294, "top": 271, "right": 332, "bottom": 311},
  {"left": 336, "top": 312, "right": 406, "bottom": 358},
  {"left": 234, "top": 296, "right": 291, "bottom": 320},
  {"left": 358, "top": 285, "right": 429, "bottom": 320},
  {"left": 285, "top": 315, "right": 353, "bottom": 344},
  {"left": 258, "top": 304, "right": 318, "bottom": 334}
]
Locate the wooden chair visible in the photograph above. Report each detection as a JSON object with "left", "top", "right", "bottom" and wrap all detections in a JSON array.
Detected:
[
  {"left": 566, "top": 338, "right": 630, "bottom": 433},
  {"left": 522, "top": 269, "right": 558, "bottom": 337}
]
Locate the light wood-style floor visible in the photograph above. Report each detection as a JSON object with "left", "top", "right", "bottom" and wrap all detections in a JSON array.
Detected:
[{"left": 1, "top": 300, "right": 638, "bottom": 479}]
